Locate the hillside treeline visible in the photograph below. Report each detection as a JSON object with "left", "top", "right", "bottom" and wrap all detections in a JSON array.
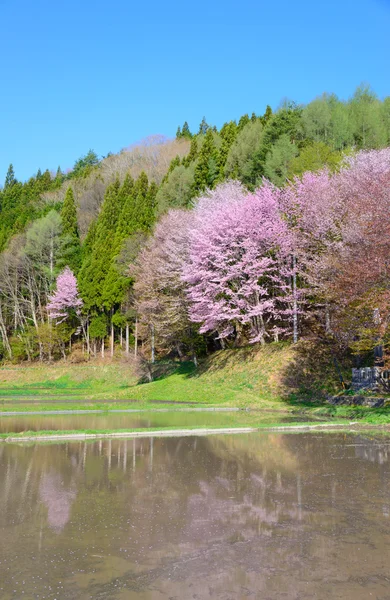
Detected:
[{"left": 1, "top": 85, "right": 390, "bottom": 364}]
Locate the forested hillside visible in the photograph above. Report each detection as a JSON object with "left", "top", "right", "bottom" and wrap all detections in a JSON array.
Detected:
[{"left": 1, "top": 85, "right": 390, "bottom": 366}]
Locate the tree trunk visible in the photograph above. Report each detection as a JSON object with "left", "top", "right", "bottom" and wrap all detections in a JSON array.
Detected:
[
  {"left": 125, "top": 323, "right": 129, "bottom": 356},
  {"left": 110, "top": 320, "right": 114, "bottom": 358},
  {"left": 120, "top": 327, "right": 123, "bottom": 348},
  {"left": 134, "top": 317, "right": 138, "bottom": 357},
  {"left": 292, "top": 254, "right": 298, "bottom": 344},
  {"left": 81, "top": 318, "right": 90, "bottom": 356},
  {"left": 101, "top": 338, "right": 105, "bottom": 359},
  {"left": 151, "top": 323, "right": 155, "bottom": 364},
  {"left": 175, "top": 342, "right": 184, "bottom": 361},
  {"left": 0, "top": 304, "right": 11, "bottom": 358}
]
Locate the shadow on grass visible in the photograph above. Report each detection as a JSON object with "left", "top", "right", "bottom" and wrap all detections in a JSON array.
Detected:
[
  {"left": 187, "top": 343, "right": 289, "bottom": 380},
  {"left": 280, "top": 340, "right": 352, "bottom": 406}
]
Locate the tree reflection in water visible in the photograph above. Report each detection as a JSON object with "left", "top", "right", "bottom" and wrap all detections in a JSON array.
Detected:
[{"left": 0, "top": 432, "right": 389, "bottom": 599}]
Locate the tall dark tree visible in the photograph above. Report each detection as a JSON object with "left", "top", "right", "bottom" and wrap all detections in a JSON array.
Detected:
[
  {"left": 182, "top": 137, "right": 198, "bottom": 167},
  {"left": 181, "top": 121, "right": 192, "bottom": 139},
  {"left": 193, "top": 129, "right": 218, "bottom": 192},
  {"left": 198, "top": 117, "right": 209, "bottom": 135},
  {"left": 4, "top": 164, "right": 16, "bottom": 190},
  {"left": 59, "top": 187, "right": 81, "bottom": 272}
]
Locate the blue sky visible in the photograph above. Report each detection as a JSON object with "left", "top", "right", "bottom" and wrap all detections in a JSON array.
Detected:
[{"left": 0, "top": 0, "right": 389, "bottom": 182}]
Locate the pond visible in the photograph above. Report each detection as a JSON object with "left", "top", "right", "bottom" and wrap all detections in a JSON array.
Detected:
[
  {"left": 1, "top": 431, "right": 389, "bottom": 599},
  {"left": 0, "top": 409, "right": 310, "bottom": 434}
]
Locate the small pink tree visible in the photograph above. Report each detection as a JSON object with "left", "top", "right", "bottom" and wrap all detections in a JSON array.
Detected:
[
  {"left": 183, "top": 181, "right": 294, "bottom": 344},
  {"left": 47, "top": 267, "right": 83, "bottom": 324}
]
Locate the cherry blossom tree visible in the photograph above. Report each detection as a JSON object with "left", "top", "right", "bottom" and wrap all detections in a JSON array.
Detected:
[
  {"left": 319, "top": 149, "right": 390, "bottom": 353},
  {"left": 47, "top": 267, "right": 83, "bottom": 324},
  {"left": 183, "top": 181, "right": 294, "bottom": 344},
  {"left": 133, "top": 209, "right": 200, "bottom": 360},
  {"left": 281, "top": 149, "right": 390, "bottom": 352}
]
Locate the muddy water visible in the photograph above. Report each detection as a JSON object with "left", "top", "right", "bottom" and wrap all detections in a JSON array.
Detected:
[
  {"left": 0, "top": 432, "right": 390, "bottom": 599},
  {"left": 0, "top": 410, "right": 309, "bottom": 433}
]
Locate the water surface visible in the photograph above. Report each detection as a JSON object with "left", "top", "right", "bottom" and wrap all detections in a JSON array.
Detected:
[
  {"left": 1, "top": 431, "right": 390, "bottom": 599},
  {"left": 0, "top": 410, "right": 308, "bottom": 433}
]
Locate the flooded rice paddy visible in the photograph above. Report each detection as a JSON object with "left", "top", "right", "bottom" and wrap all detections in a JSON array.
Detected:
[
  {"left": 1, "top": 430, "right": 390, "bottom": 599},
  {"left": 0, "top": 410, "right": 310, "bottom": 434}
]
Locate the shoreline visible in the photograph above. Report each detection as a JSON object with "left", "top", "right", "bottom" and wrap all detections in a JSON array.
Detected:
[
  {"left": 2, "top": 421, "right": 387, "bottom": 443},
  {"left": 2, "top": 427, "right": 257, "bottom": 442},
  {"left": 0, "top": 406, "right": 241, "bottom": 416}
]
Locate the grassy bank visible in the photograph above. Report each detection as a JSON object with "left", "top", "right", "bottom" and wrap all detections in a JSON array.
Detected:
[
  {"left": 1, "top": 342, "right": 389, "bottom": 424},
  {"left": 0, "top": 344, "right": 295, "bottom": 408}
]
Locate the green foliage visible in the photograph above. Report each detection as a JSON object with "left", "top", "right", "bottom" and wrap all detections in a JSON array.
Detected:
[
  {"left": 216, "top": 121, "right": 238, "bottom": 181},
  {"left": 162, "top": 155, "right": 181, "bottom": 183},
  {"left": 156, "top": 164, "right": 195, "bottom": 213},
  {"left": 225, "top": 120, "right": 263, "bottom": 180},
  {"left": 248, "top": 103, "right": 303, "bottom": 186},
  {"left": 287, "top": 142, "right": 343, "bottom": 178},
  {"left": 182, "top": 137, "right": 198, "bottom": 167},
  {"left": 193, "top": 129, "right": 218, "bottom": 192},
  {"left": 176, "top": 121, "right": 192, "bottom": 139},
  {"left": 263, "top": 134, "right": 299, "bottom": 186},
  {"left": 59, "top": 187, "right": 81, "bottom": 272},
  {"left": 24, "top": 210, "right": 63, "bottom": 282},
  {"left": 78, "top": 179, "right": 122, "bottom": 310},
  {"left": 79, "top": 170, "right": 157, "bottom": 314},
  {"left": 4, "top": 164, "right": 17, "bottom": 190},
  {"left": 89, "top": 314, "right": 107, "bottom": 340},
  {"left": 70, "top": 149, "right": 99, "bottom": 179},
  {"left": 0, "top": 164, "right": 55, "bottom": 252},
  {"left": 260, "top": 105, "right": 273, "bottom": 125},
  {"left": 198, "top": 116, "right": 209, "bottom": 135}
]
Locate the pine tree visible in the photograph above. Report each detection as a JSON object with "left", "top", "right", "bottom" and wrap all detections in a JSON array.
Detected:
[
  {"left": 4, "top": 164, "right": 16, "bottom": 190},
  {"left": 101, "top": 174, "right": 157, "bottom": 311},
  {"left": 78, "top": 179, "right": 121, "bottom": 311},
  {"left": 176, "top": 126, "right": 182, "bottom": 139},
  {"left": 182, "top": 137, "right": 198, "bottom": 167},
  {"left": 162, "top": 155, "right": 181, "bottom": 183},
  {"left": 216, "top": 121, "right": 238, "bottom": 181},
  {"left": 181, "top": 121, "right": 192, "bottom": 138},
  {"left": 61, "top": 187, "right": 78, "bottom": 238},
  {"left": 237, "top": 114, "right": 250, "bottom": 131},
  {"left": 261, "top": 105, "right": 273, "bottom": 125},
  {"left": 198, "top": 117, "right": 209, "bottom": 135},
  {"left": 59, "top": 187, "right": 81, "bottom": 273},
  {"left": 193, "top": 129, "right": 218, "bottom": 192}
]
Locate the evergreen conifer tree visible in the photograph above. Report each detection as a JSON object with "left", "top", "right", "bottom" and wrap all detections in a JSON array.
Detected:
[
  {"left": 193, "top": 129, "right": 218, "bottom": 192},
  {"left": 261, "top": 105, "right": 273, "bottom": 125},
  {"left": 216, "top": 121, "right": 238, "bottom": 181},
  {"left": 238, "top": 114, "right": 250, "bottom": 131},
  {"left": 181, "top": 121, "right": 192, "bottom": 138},
  {"left": 4, "top": 164, "right": 16, "bottom": 190},
  {"left": 182, "top": 137, "right": 198, "bottom": 167},
  {"left": 59, "top": 187, "right": 81, "bottom": 272},
  {"left": 198, "top": 117, "right": 209, "bottom": 135},
  {"left": 78, "top": 179, "right": 121, "bottom": 311}
]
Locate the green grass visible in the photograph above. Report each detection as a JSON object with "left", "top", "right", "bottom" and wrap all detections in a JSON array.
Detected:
[{"left": 1, "top": 343, "right": 390, "bottom": 426}]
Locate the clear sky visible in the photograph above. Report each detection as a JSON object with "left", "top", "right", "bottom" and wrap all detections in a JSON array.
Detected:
[{"left": 0, "top": 0, "right": 389, "bottom": 182}]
